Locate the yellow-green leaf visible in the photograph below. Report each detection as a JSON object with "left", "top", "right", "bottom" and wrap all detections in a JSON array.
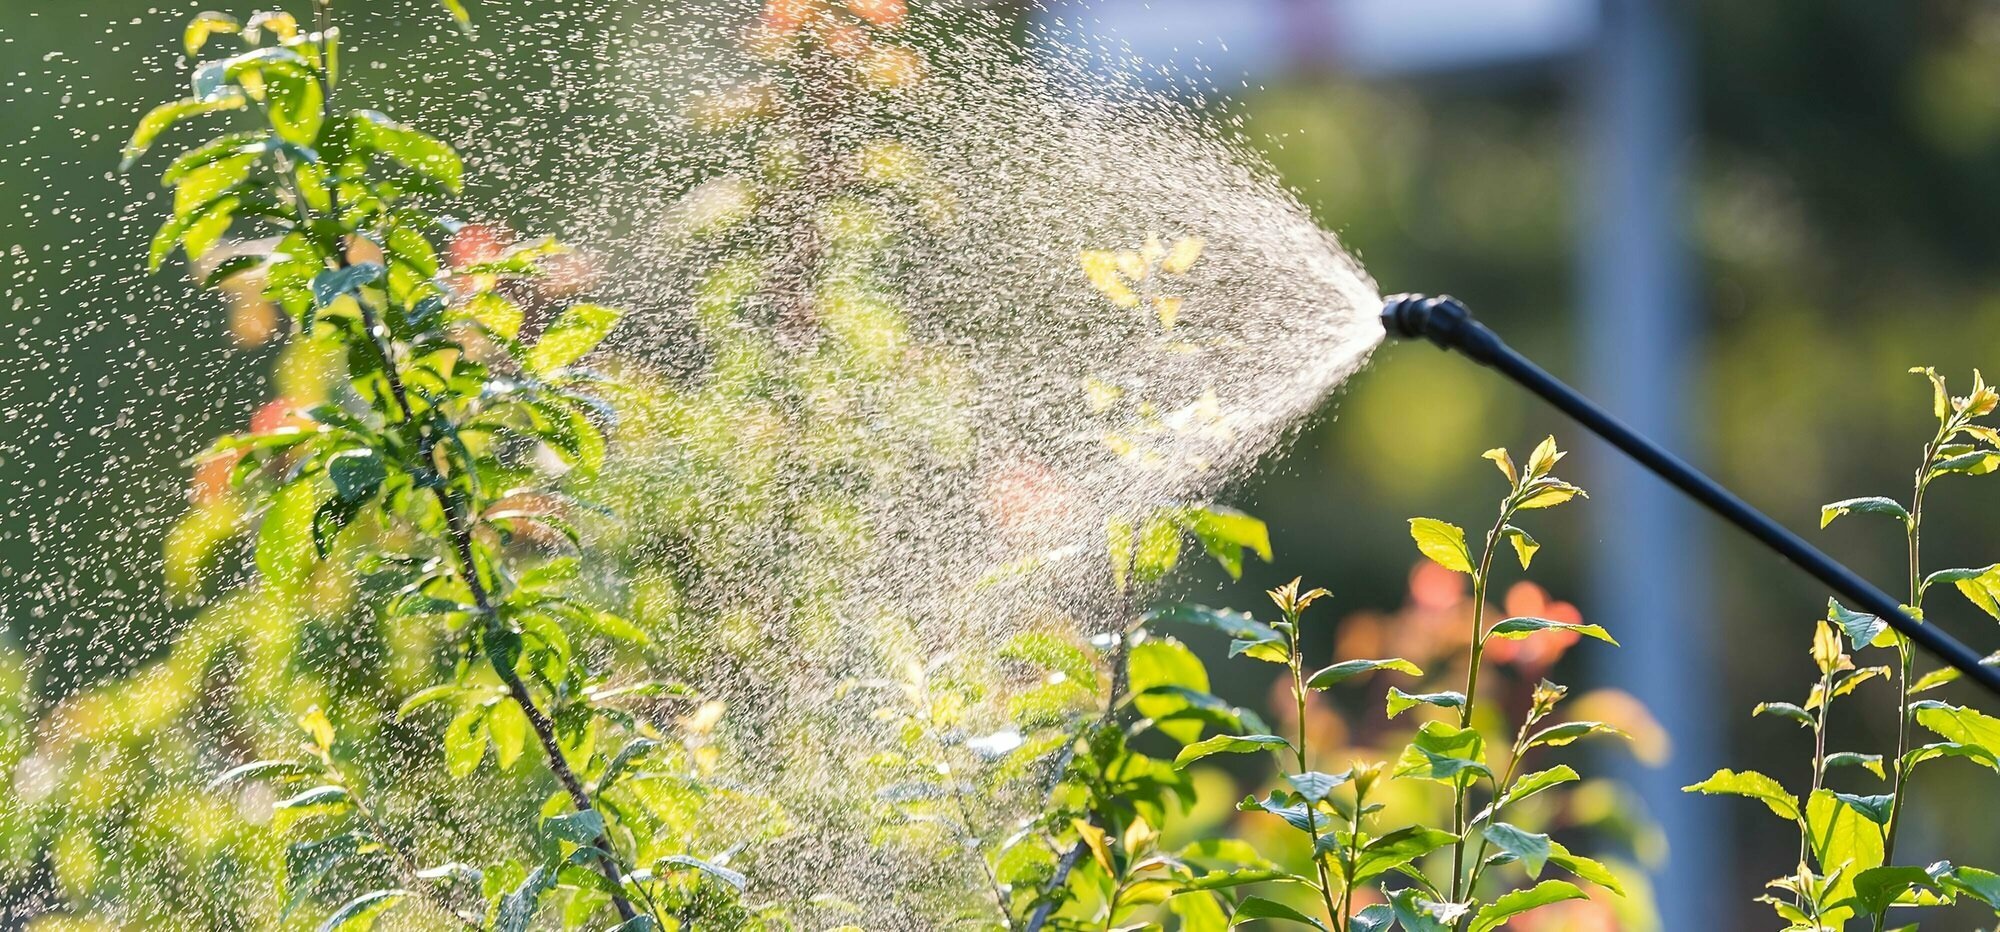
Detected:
[{"left": 1408, "top": 517, "right": 1473, "bottom": 574}]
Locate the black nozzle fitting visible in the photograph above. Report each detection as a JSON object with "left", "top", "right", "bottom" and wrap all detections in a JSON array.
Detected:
[{"left": 1381, "top": 293, "right": 1503, "bottom": 365}]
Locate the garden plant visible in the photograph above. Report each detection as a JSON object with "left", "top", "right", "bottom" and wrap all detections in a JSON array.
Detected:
[
  {"left": 3, "top": 0, "right": 1698, "bottom": 930},
  {"left": 1687, "top": 368, "right": 2000, "bottom": 931}
]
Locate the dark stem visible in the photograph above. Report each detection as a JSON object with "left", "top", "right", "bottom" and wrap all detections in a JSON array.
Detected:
[
  {"left": 325, "top": 233, "right": 641, "bottom": 924},
  {"left": 1024, "top": 617, "right": 1133, "bottom": 932}
]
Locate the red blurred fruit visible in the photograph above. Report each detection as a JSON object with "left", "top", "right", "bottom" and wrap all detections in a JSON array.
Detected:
[{"left": 448, "top": 223, "right": 513, "bottom": 268}]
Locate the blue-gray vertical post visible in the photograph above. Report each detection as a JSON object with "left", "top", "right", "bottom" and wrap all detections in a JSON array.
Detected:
[{"left": 1578, "top": 0, "right": 1724, "bottom": 926}]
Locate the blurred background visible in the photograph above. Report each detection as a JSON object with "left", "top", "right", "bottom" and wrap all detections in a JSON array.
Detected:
[{"left": 7, "top": 0, "right": 2000, "bottom": 928}]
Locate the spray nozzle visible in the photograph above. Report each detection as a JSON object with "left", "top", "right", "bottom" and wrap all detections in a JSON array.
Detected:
[{"left": 1380, "top": 293, "right": 1501, "bottom": 364}]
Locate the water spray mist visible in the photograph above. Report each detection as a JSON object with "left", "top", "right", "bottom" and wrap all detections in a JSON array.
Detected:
[{"left": 1382, "top": 293, "right": 2000, "bottom": 697}]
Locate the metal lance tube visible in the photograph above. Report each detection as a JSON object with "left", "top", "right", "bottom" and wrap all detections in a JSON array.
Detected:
[{"left": 1381, "top": 292, "right": 2000, "bottom": 698}]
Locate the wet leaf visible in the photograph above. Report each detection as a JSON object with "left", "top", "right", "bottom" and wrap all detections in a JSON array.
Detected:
[{"left": 527, "top": 303, "right": 622, "bottom": 374}]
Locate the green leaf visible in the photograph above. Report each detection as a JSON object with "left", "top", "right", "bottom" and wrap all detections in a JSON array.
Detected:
[
  {"left": 262, "top": 66, "right": 324, "bottom": 146},
  {"left": 1526, "top": 720, "right": 1629, "bottom": 750},
  {"left": 438, "top": 0, "right": 474, "bottom": 33},
  {"left": 274, "top": 785, "right": 351, "bottom": 812},
  {"left": 1681, "top": 768, "right": 1800, "bottom": 821},
  {"left": 311, "top": 263, "right": 384, "bottom": 308},
  {"left": 394, "top": 685, "right": 460, "bottom": 721},
  {"left": 1485, "top": 616, "right": 1618, "bottom": 646},
  {"left": 1000, "top": 631, "right": 1096, "bottom": 688},
  {"left": 1501, "top": 765, "right": 1579, "bottom": 808},
  {"left": 494, "top": 864, "right": 555, "bottom": 932},
  {"left": 285, "top": 832, "right": 363, "bottom": 920},
  {"left": 1825, "top": 751, "right": 1887, "bottom": 780},
  {"left": 487, "top": 699, "right": 529, "bottom": 771},
  {"left": 355, "top": 110, "right": 463, "bottom": 193},
  {"left": 1467, "top": 880, "right": 1587, "bottom": 932},
  {"left": 1351, "top": 826, "right": 1458, "bottom": 883},
  {"left": 1904, "top": 741, "right": 2000, "bottom": 771},
  {"left": 1827, "top": 599, "right": 1890, "bottom": 652},
  {"left": 1148, "top": 604, "right": 1280, "bottom": 641},
  {"left": 1932, "top": 448, "right": 2000, "bottom": 476},
  {"left": 1391, "top": 890, "right": 1461, "bottom": 932},
  {"left": 1393, "top": 721, "right": 1488, "bottom": 785},
  {"left": 1386, "top": 688, "right": 1465, "bottom": 719},
  {"left": 443, "top": 706, "right": 487, "bottom": 778},
  {"left": 1806, "top": 789, "right": 1886, "bottom": 902},
  {"left": 325, "top": 447, "right": 385, "bottom": 504},
  {"left": 1503, "top": 524, "right": 1539, "bottom": 570},
  {"left": 1176, "top": 505, "right": 1273, "bottom": 580},
  {"left": 1752, "top": 701, "right": 1814, "bottom": 727},
  {"left": 654, "top": 855, "right": 747, "bottom": 892},
  {"left": 1133, "top": 512, "right": 1184, "bottom": 585},
  {"left": 209, "top": 759, "right": 316, "bottom": 790},
  {"left": 1408, "top": 518, "right": 1473, "bottom": 574},
  {"left": 257, "top": 478, "right": 321, "bottom": 592},
  {"left": 1820, "top": 496, "right": 1910, "bottom": 529},
  {"left": 1130, "top": 638, "right": 1212, "bottom": 744},
  {"left": 1850, "top": 866, "right": 1939, "bottom": 916},
  {"left": 1946, "top": 565, "right": 2000, "bottom": 620},
  {"left": 1306, "top": 657, "right": 1422, "bottom": 689},
  {"left": 1229, "top": 637, "right": 1290, "bottom": 664},
  {"left": 1546, "top": 839, "right": 1624, "bottom": 895},
  {"left": 1943, "top": 866, "right": 2000, "bottom": 911},
  {"left": 1231, "top": 895, "right": 1327, "bottom": 929},
  {"left": 1107, "top": 515, "right": 1134, "bottom": 591},
  {"left": 1286, "top": 770, "right": 1351, "bottom": 804},
  {"left": 316, "top": 889, "right": 407, "bottom": 931},
  {"left": 1348, "top": 904, "right": 1394, "bottom": 932},
  {"left": 1482, "top": 822, "right": 1551, "bottom": 878},
  {"left": 527, "top": 303, "right": 622, "bottom": 374},
  {"left": 464, "top": 291, "right": 524, "bottom": 340},
  {"left": 1911, "top": 700, "right": 2000, "bottom": 757},
  {"left": 121, "top": 94, "right": 246, "bottom": 169},
  {"left": 184, "top": 11, "right": 240, "bottom": 55},
  {"left": 543, "top": 809, "right": 606, "bottom": 847},
  {"left": 1175, "top": 734, "right": 1290, "bottom": 769},
  {"left": 1833, "top": 793, "right": 1895, "bottom": 825}
]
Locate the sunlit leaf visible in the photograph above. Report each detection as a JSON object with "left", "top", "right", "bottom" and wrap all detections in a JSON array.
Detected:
[
  {"left": 1175, "top": 734, "right": 1290, "bottom": 769},
  {"left": 1485, "top": 616, "right": 1617, "bottom": 646},
  {"left": 1408, "top": 517, "right": 1473, "bottom": 575},
  {"left": 1819, "top": 496, "right": 1910, "bottom": 529},
  {"left": 1306, "top": 657, "right": 1421, "bottom": 690},
  {"left": 1482, "top": 823, "right": 1551, "bottom": 878},
  {"left": 1468, "top": 880, "right": 1586, "bottom": 932},
  {"left": 1681, "top": 768, "right": 1799, "bottom": 820},
  {"left": 527, "top": 303, "right": 622, "bottom": 374}
]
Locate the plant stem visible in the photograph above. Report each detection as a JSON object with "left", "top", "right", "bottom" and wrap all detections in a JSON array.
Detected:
[
  {"left": 1798, "top": 650, "right": 1837, "bottom": 925},
  {"left": 1287, "top": 619, "right": 1343, "bottom": 930},
  {"left": 1460, "top": 718, "right": 1532, "bottom": 897},
  {"left": 307, "top": 219, "right": 642, "bottom": 923},
  {"left": 1448, "top": 509, "right": 1509, "bottom": 909},
  {"left": 1875, "top": 420, "right": 1948, "bottom": 930},
  {"left": 1024, "top": 626, "right": 1132, "bottom": 932}
]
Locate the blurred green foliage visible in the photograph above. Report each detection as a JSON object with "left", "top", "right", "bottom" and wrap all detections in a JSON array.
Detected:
[{"left": 8, "top": 1, "right": 2000, "bottom": 928}]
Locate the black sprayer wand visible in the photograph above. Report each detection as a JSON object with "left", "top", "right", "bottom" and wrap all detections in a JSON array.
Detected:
[{"left": 1381, "top": 293, "right": 2000, "bottom": 698}]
